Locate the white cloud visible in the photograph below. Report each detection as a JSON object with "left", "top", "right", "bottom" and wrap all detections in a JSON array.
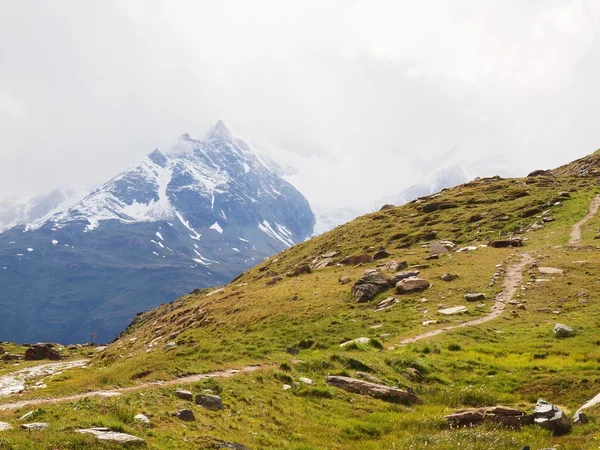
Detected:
[{"left": 0, "top": 0, "right": 599, "bottom": 206}]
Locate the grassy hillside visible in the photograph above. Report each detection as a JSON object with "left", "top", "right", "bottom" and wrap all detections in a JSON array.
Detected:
[{"left": 1, "top": 156, "right": 600, "bottom": 449}]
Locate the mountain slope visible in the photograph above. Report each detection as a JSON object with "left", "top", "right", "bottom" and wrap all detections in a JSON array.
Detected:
[
  {"left": 2, "top": 152, "right": 600, "bottom": 449},
  {"left": 0, "top": 189, "right": 85, "bottom": 233},
  {"left": 0, "top": 122, "right": 314, "bottom": 344}
]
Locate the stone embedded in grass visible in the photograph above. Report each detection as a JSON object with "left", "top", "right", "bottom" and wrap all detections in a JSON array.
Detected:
[
  {"left": 395, "top": 277, "right": 430, "bottom": 293},
  {"left": 282, "top": 384, "right": 292, "bottom": 391},
  {"left": 76, "top": 428, "right": 146, "bottom": 445},
  {"left": 533, "top": 399, "right": 572, "bottom": 435},
  {"left": 163, "top": 342, "right": 176, "bottom": 351},
  {"left": 553, "top": 323, "right": 575, "bottom": 338},
  {"left": 20, "top": 422, "right": 49, "bottom": 431},
  {"left": 19, "top": 411, "right": 34, "bottom": 421},
  {"left": 339, "top": 253, "right": 372, "bottom": 265},
  {"left": 325, "top": 376, "right": 422, "bottom": 405},
  {"left": 214, "top": 440, "right": 251, "bottom": 450},
  {"left": 445, "top": 406, "right": 533, "bottom": 427},
  {"left": 174, "top": 390, "right": 193, "bottom": 401},
  {"left": 375, "top": 297, "right": 398, "bottom": 312},
  {"left": 438, "top": 306, "right": 468, "bottom": 315},
  {"left": 372, "top": 249, "right": 391, "bottom": 260},
  {"left": 175, "top": 409, "right": 196, "bottom": 421},
  {"left": 338, "top": 276, "right": 351, "bottom": 285},
  {"left": 430, "top": 242, "right": 450, "bottom": 255},
  {"left": 195, "top": 394, "right": 224, "bottom": 410},
  {"left": 286, "top": 264, "right": 311, "bottom": 277},
  {"left": 299, "top": 377, "right": 313, "bottom": 385},
  {"left": 465, "top": 293, "right": 486, "bottom": 301},
  {"left": 382, "top": 260, "right": 408, "bottom": 272},
  {"left": 134, "top": 414, "right": 150, "bottom": 425},
  {"left": 441, "top": 273, "right": 458, "bottom": 282},
  {"left": 310, "top": 257, "right": 334, "bottom": 270},
  {"left": 392, "top": 271, "right": 421, "bottom": 283},
  {"left": 488, "top": 238, "right": 524, "bottom": 248},
  {"left": 351, "top": 273, "right": 394, "bottom": 302},
  {"left": 340, "top": 337, "right": 371, "bottom": 348},
  {"left": 538, "top": 267, "right": 564, "bottom": 275},
  {"left": 0, "top": 422, "right": 12, "bottom": 431},
  {"left": 573, "top": 411, "right": 588, "bottom": 425}
]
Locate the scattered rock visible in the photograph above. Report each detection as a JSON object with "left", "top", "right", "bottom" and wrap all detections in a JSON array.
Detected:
[
  {"left": 286, "top": 264, "right": 311, "bottom": 277},
  {"left": 339, "top": 254, "right": 372, "bottom": 265},
  {"left": 538, "top": 267, "right": 564, "bottom": 275},
  {"left": 573, "top": 411, "right": 588, "bottom": 425},
  {"left": 265, "top": 276, "right": 282, "bottom": 286},
  {"left": 326, "top": 376, "right": 422, "bottom": 405},
  {"left": 339, "top": 276, "right": 351, "bottom": 285},
  {"left": 422, "top": 320, "right": 437, "bottom": 326},
  {"left": 430, "top": 242, "right": 450, "bottom": 255},
  {"left": 174, "top": 390, "right": 194, "bottom": 401},
  {"left": 553, "top": 323, "right": 575, "bottom": 338},
  {"left": 489, "top": 238, "right": 524, "bottom": 248},
  {"left": 533, "top": 399, "right": 572, "bottom": 435},
  {"left": 195, "top": 394, "right": 224, "bottom": 410},
  {"left": 355, "top": 372, "right": 384, "bottom": 384},
  {"left": 395, "top": 277, "right": 430, "bottom": 293},
  {"left": 321, "top": 251, "right": 339, "bottom": 259},
  {"left": 340, "top": 337, "right": 371, "bottom": 348},
  {"left": 134, "top": 414, "right": 150, "bottom": 426},
  {"left": 282, "top": 384, "right": 292, "bottom": 391},
  {"left": 405, "top": 367, "right": 424, "bottom": 382},
  {"left": 175, "top": 409, "right": 196, "bottom": 421},
  {"left": 0, "top": 422, "right": 12, "bottom": 431},
  {"left": 446, "top": 406, "right": 533, "bottom": 427},
  {"left": 299, "top": 377, "right": 313, "bottom": 385},
  {"left": 383, "top": 260, "right": 408, "bottom": 271},
  {"left": 310, "top": 258, "right": 334, "bottom": 270},
  {"left": 19, "top": 411, "right": 34, "bottom": 421},
  {"left": 1, "top": 354, "right": 22, "bottom": 361},
  {"left": 163, "top": 342, "right": 176, "bottom": 351},
  {"left": 351, "top": 273, "right": 393, "bottom": 302},
  {"left": 465, "top": 293, "right": 486, "bottom": 302},
  {"left": 438, "top": 306, "right": 468, "bottom": 315},
  {"left": 215, "top": 440, "right": 251, "bottom": 450},
  {"left": 76, "top": 428, "right": 146, "bottom": 445},
  {"left": 373, "top": 249, "right": 391, "bottom": 260},
  {"left": 20, "top": 423, "right": 49, "bottom": 431},
  {"left": 375, "top": 297, "right": 398, "bottom": 312},
  {"left": 24, "top": 343, "right": 60, "bottom": 361},
  {"left": 285, "top": 347, "right": 299, "bottom": 355},
  {"left": 391, "top": 271, "right": 421, "bottom": 283},
  {"left": 441, "top": 273, "right": 458, "bottom": 282}
]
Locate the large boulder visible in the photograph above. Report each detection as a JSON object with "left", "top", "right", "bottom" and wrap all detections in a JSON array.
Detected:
[
  {"left": 382, "top": 260, "right": 408, "bottom": 272},
  {"left": 24, "top": 343, "right": 60, "bottom": 361},
  {"left": 396, "top": 277, "right": 430, "bottom": 293},
  {"left": 445, "top": 406, "right": 533, "bottom": 427},
  {"left": 326, "top": 376, "right": 422, "bottom": 405},
  {"left": 533, "top": 399, "right": 572, "bottom": 435},
  {"left": 310, "top": 258, "right": 334, "bottom": 270},
  {"left": 391, "top": 271, "right": 420, "bottom": 283}
]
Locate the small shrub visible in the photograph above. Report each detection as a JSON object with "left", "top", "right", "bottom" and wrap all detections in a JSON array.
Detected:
[{"left": 447, "top": 343, "right": 462, "bottom": 352}]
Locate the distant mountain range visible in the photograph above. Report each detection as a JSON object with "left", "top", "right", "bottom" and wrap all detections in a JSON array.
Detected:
[{"left": 0, "top": 121, "right": 314, "bottom": 343}]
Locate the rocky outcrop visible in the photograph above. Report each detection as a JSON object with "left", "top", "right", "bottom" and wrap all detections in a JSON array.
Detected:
[
  {"left": 391, "top": 271, "right": 421, "bottom": 283},
  {"left": 76, "top": 428, "right": 146, "bottom": 445},
  {"left": 533, "top": 399, "right": 571, "bottom": 435},
  {"left": 445, "top": 406, "right": 533, "bottom": 427},
  {"left": 375, "top": 297, "right": 398, "bottom": 311},
  {"left": 395, "top": 277, "right": 430, "bottom": 293},
  {"left": 24, "top": 344, "right": 60, "bottom": 361},
  {"left": 326, "top": 376, "right": 422, "bottom": 405}
]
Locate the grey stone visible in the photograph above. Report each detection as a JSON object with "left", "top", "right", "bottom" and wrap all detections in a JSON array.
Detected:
[
  {"left": 553, "top": 323, "right": 575, "bottom": 338},
  {"left": 326, "top": 376, "right": 422, "bottom": 405},
  {"left": 174, "top": 390, "right": 194, "bottom": 401},
  {"left": 465, "top": 293, "right": 486, "bottom": 301},
  {"left": 76, "top": 428, "right": 146, "bottom": 445},
  {"left": 395, "top": 277, "right": 430, "bottom": 293},
  {"left": 20, "top": 422, "right": 49, "bottom": 431},
  {"left": 0, "top": 422, "right": 12, "bottom": 431},
  {"left": 195, "top": 394, "right": 224, "bottom": 410},
  {"left": 134, "top": 414, "right": 150, "bottom": 425},
  {"left": 533, "top": 399, "right": 571, "bottom": 435},
  {"left": 176, "top": 409, "right": 196, "bottom": 421}
]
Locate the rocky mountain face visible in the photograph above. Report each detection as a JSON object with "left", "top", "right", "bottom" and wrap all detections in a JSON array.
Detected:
[
  {"left": 0, "top": 189, "right": 84, "bottom": 233},
  {"left": 0, "top": 121, "right": 315, "bottom": 344}
]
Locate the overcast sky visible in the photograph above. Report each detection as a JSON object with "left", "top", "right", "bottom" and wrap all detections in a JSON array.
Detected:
[{"left": 1, "top": 0, "right": 600, "bottom": 206}]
